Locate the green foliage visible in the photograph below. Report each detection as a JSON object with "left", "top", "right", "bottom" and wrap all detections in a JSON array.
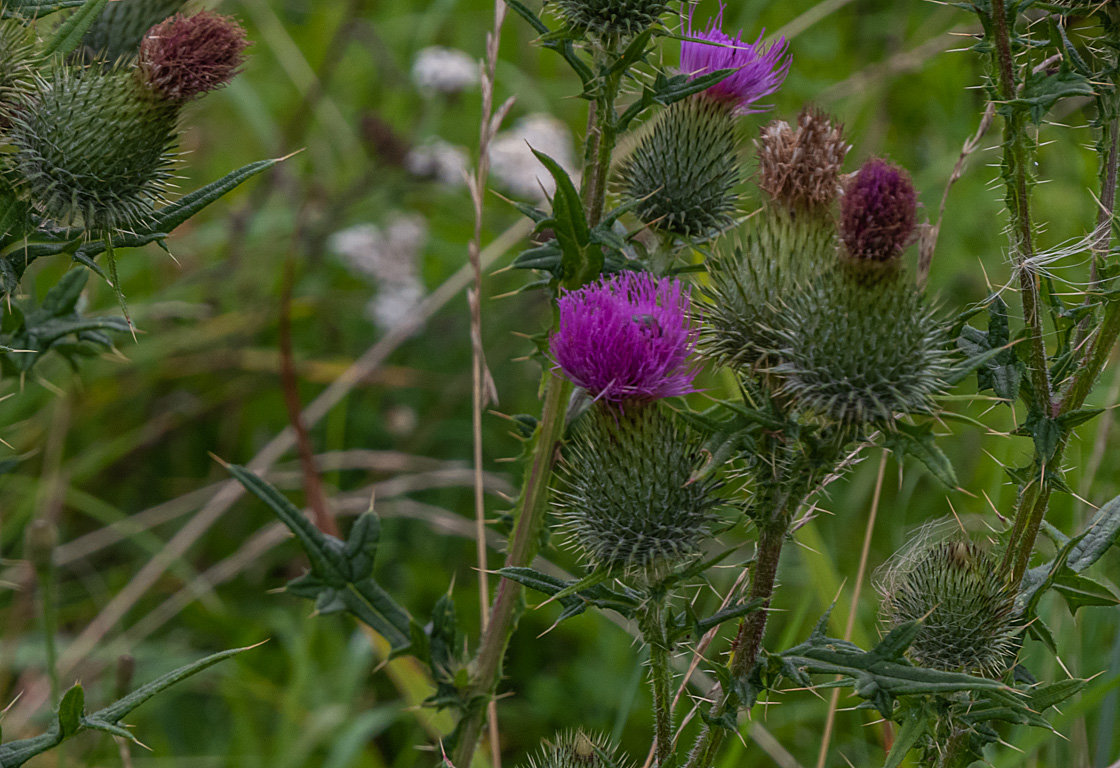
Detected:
[{"left": 81, "top": 0, "right": 185, "bottom": 62}]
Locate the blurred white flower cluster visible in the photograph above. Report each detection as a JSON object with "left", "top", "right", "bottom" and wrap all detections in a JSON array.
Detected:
[
  {"left": 328, "top": 214, "right": 427, "bottom": 332},
  {"left": 406, "top": 138, "right": 470, "bottom": 186},
  {"left": 411, "top": 46, "right": 478, "bottom": 95},
  {"left": 489, "top": 114, "right": 578, "bottom": 199}
]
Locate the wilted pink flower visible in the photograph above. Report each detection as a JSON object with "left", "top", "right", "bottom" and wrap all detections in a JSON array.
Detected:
[
  {"left": 139, "top": 11, "right": 249, "bottom": 102},
  {"left": 681, "top": 4, "right": 790, "bottom": 114},
  {"left": 840, "top": 158, "right": 918, "bottom": 262},
  {"left": 550, "top": 272, "right": 699, "bottom": 403}
]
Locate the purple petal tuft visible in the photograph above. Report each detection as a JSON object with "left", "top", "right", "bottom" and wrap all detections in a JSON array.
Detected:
[
  {"left": 681, "top": 4, "right": 791, "bottom": 114},
  {"left": 550, "top": 272, "right": 700, "bottom": 403}
]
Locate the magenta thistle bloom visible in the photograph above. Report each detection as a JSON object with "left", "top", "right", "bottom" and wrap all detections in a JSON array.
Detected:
[
  {"left": 550, "top": 272, "right": 700, "bottom": 403},
  {"left": 681, "top": 5, "right": 790, "bottom": 114},
  {"left": 840, "top": 158, "right": 918, "bottom": 262}
]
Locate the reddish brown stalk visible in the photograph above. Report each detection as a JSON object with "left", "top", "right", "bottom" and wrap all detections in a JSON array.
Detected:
[{"left": 279, "top": 257, "right": 337, "bottom": 538}]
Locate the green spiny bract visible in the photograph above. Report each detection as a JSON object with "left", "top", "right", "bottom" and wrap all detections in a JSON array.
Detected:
[
  {"left": 619, "top": 96, "right": 738, "bottom": 238},
  {"left": 522, "top": 730, "right": 630, "bottom": 768},
  {"left": 8, "top": 65, "right": 178, "bottom": 232},
  {"left": 0, "top": 18, "right": 37, "bottom": 123},
  {"left": 772, "top": 258, "right": 949, "bottom": 426},
  {"left": 549, "top": 0, "right": 671, "bottom": 42},
  {"left": 877, "top": 539, "right": 1017, "bottom": 678},
  {"left": 556, "top": 402, "right": 721, "bottom": 585},
  {"left": 702, "top": 205, "right": 835, "bottom": 373},
  {"left": 81, "top": 0, "right": 187, "bottom": 63}
]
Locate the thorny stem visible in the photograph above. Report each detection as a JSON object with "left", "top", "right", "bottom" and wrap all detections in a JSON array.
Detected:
[
  {"left": 640, "top": 599, "right": 674, "bottom": 768},
  {"left": 454, "top": 45, "right": 624, "bottom": 765}
]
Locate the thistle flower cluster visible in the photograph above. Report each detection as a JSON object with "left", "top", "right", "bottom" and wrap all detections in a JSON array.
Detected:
[{"left": 3, "top": 9, "right": 248, "bottom": 233}]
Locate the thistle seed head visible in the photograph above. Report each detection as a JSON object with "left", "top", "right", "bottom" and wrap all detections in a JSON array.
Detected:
[
  {"left": 680, "top": 4, "right": 790, "bottom": 114},
  {"left": 877, "top": 536, "right": 1018, "bottom": 677},
  {"left": 556, "top": 402, "right": 721, "bottom": 584},
  {"left": 549, "top": 0, "right": 672, "bottom": 43},
  {"left": 550, "top": 271, "right": 700, "bottom": 403},
  {"left": 8, "top": 66, "right": 179, "bottom": 232},
  {"left": 618, "top": 96, "right": 739, "bottom": 237},
  {"left": 138, "top": 11, "right": 249, "bottom": 102},
  {"left": 773, "top": 261, "right": 949, "bottom": 426},
  {"left": 523, "top": 730, "right": 630, "bottom": 768},
  {"left": 840, "top": 158, "right": 917, "bottom": 262},
  {"left": 755, "top": 106, "right": 850, "bottom": 213},
  {"left": 82, "top": 0, "right": 188, "bottom": 63}
]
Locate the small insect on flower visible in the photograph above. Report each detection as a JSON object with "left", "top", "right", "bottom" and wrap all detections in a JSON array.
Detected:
[{"left": 550, "top": 271, "right": 700, "bottom": 403}]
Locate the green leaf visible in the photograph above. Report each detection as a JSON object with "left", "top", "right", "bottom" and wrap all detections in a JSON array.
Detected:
[
  {"left": 224, "top": 463, "right": 413, "bottom": 655},
  {"left": 2, "top": 0, "right": 86, "bottom": 17},
  {"left": 884, "top": 701, "right": 932, "bottom": 768},
  {"left": 43, "top": 0, "right": 110, "bottom": 57},
  {"left": 57, "top": 685, "right": 84, "bottom": 738},
  {"left": 885, "top": 421, "right": 958, "bottom": 488},
  {"left": 1031, "top": 415, "right": 1061, "bottom": 463},
  {"left": 1051, "top": 571, "right": 1120, "bottom": 614},
  {"left": 1056, "top": 407, "right": 1104, "bottom": 431},
  {"left": 1066, "top": 493, "right": 1120, "bottom": 573},
  {"left": 1014, "top": 67, "right": 1095, "bottom": 123},
  {"left": 497, "top": 566, "right": 639, "bottom": 622},
  {"left": 530, "top": 149, "right": 601, "bottom": 288}
]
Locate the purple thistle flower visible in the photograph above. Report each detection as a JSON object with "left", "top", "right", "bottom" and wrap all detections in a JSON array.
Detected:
[
  {"left": 840, "top": 158, "right": 918, "bottom": 262},
  {"left": 550, "top": 272, "right": 700, "bottom": 403},
  {"left": 681, "top": 4, "right": 790, "bottom": 114}
]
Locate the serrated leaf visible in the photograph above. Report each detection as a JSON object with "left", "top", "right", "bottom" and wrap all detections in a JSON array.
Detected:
[
  {"left": 1056, "top": 407, "right": 1104, "bottom": 430},
  {"left": 1014, "top": 68, "right": 1095, "bottom": 123},
  {"left": 39, "top": 270, "right": 88, "bottom": 318},
  {"left": 884, "top": 701, "right": 932, "bottom": 768},
  {"left": 1066, "top": 494, "right": 1120, "bottom": 573},
  {"left": 885, "top": 422, "right": 958, "bottom": 487},
  {"left": 43, "top": 0, "right": 109, "bottom": 56},
  {"left": 1052, "top": 571, "right": 1120, "bottom": 613},
  {"left": 2, "top": 0, "right": 85, "bottom": 17},
  {"left": 57, "top": 685, "right": 84, "bottom": 738},
  {"left": 1032, "top": 416, "right": 1061, "bottom": 463}
]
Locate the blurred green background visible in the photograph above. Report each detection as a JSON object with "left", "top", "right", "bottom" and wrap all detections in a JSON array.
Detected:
[{"left": 1, "top": 0, "right": 1118, "bottom": 766}]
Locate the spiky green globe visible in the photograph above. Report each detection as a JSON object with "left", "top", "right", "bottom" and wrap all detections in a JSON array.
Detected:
[
  {"left": 703, "top": 206, "right": 835, "bottom": 372},
  {"left": 9, "top": 67, "right": 178, "bottom": 232},
  {"left": 773, "top": 260, "right": 949, "bottom": 425},
  {"left": 550, "top": 0, "right": 670, "bottom": 41},
  {"left": 523, "top": 730, "right": 629, "bottom": 768},
  {"left": 619, "top": 97, "right": 738, "bottom": 237},
  {"left": 82, "top": 0, "right": 187, "bottom": 62},
  {"left": 878, "top": 539, "right": 1017, "bottom": 677},
  {"left": 556, "top": 403, "right": 720, "bottom": 583}
]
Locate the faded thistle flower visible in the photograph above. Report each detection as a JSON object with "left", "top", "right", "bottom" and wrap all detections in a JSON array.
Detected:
[
  {"left": 550, "top": 271, "right": 699, "bottom": 403},
  {"left": 139, "top": 11, "right": 249, "bottom": 102},
  {"left": 756, "top": 106, "right": 849, "bottom": 213},
  {"left": 680, "top": 4, "right": 790, "bottom": 115},
  {"left": 550, "top": 0, "right": 672, "bottom": 43},
  {"left": 840, "top": 158, "right": 917, "bottom": 262},
  {"left": 877, "top": 536, "right": 1017, "bottom": 678},
  {"left": 619, "top": 8, "right": 789, "bottom": 236},
  {"left": 772, "top": 157, "right": 948, "bottom": 426},
  {"left": 522, "top": 730, "right": 631, "bottom": 768}
]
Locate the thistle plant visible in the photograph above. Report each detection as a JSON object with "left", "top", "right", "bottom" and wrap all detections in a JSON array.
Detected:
[{"left": 218, "top": 1, "right": 1120, "bottom": 767}]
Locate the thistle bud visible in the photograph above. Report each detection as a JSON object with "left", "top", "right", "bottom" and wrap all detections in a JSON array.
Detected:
[
  {"left": 755, "top": 107, "right": 849, "bottom": 213},
  {"left": 840, "top": 158, "right": 917, "bottom": 263},
  {"left": 0, "top": 19, "right": 37, "bottom": 122},
  {"left": 550, "top": 0, "right": 671, "bottom": 43},
  {"left": 9, "top": 66, "right": 179, "bottom": 231},
  {"left": 877, "top": 536, "right": 1017, "bottom": 677},
  {"left": 550, "top": 271, "right": 699, "bottom": 403},
  {"left": 619, "top": 96, "right": 739, "bottom": 237},
  {"left": 523, "top": 730, "right": 630, "bottom": 768},
  {"left": 138, "top": 11, "right": 248, "bottom": 102},
  {"left": 82, "top": 0, "right": 188, "bottom": 63},
  {"left": 556, "top": 402, "right": 720, "bottom": 585}
]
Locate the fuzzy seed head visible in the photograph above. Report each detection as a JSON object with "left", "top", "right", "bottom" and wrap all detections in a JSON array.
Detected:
[
  {"left": 756, "top": 107, "right": 850, "bottom": 212},
  {"left": 82, "top": 0, "right": 188, "bottom": 63},
  {"left": 550, "top": 271, "right": 700, "bottom": 403},
  {"left": 840, "top": 158, "right": 917, "bottom": 262},
  {"left": 773, "top": 262, "right": 949, "bottom": 425},
  {"left": 550, "top": 0, "right": 671, "bottom": 42},
  {"left": 681, "top": 5, "right": 790, "bottom": 114},
  {"left": 619, "top": 97, "right": 739, "bottom": 237},
  {"left": 9, "top": 67, "right": 179, "bottom": 232},
  {"left": 523, "top": 730, "right": 630, "bottom": 768},
  {"left": 556, "top": 403, "right": 721, "bottom": 583},
  {"left": 138, "top": 11, "right": 248, "bottom": 102},
  {"left": 878, "top": 537, "right": 1018, "bottom": 677}
]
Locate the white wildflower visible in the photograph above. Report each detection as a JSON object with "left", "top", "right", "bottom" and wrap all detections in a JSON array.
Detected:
[
  {"left": 489, "top": 114, "right": 578, "bottom": 199},
  {"left": 411, "top": 46, "right": 478, "bottom": 94}
]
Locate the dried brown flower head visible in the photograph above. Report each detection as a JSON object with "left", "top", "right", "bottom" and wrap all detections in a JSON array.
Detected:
[
  {"left": 755, "top": 106, "right": 849, "bottom": 212},
  {"left": 138, "top": 11, "right": 249, "bottom": 102}
]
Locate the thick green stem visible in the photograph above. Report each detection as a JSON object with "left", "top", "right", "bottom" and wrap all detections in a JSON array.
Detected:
[{"left": 640, "top": 599, "right": 674, "bottom": 768}]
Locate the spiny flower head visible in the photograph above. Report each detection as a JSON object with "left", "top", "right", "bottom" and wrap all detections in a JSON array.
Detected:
[
  {"left": 522, "top": 730, "right": 631, "bottom": 768},
  {"left": 756, "top": 106, "right": 850, "bottom": 212},
  {"left": 877, "top": 536, "right": 1018, "bottom": 678},
  {"left": 550, "top": 272, "right": 699, "bottom": 403},
  {"left": 681, "top": 4, "right": 790, "bottom": 114},
  {"left": 840, "top": 158, "right": 917, "bottom": 262},
  {"left": 138, "top": 11, "right": 249, "bottom": 102},
  {"left": 550, "top": 0, "right": 672, "bottom": 42}
]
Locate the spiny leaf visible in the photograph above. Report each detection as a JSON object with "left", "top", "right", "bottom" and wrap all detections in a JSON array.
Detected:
[{"left": 43, "top": 0, "right": 109, "bottom": 56}]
